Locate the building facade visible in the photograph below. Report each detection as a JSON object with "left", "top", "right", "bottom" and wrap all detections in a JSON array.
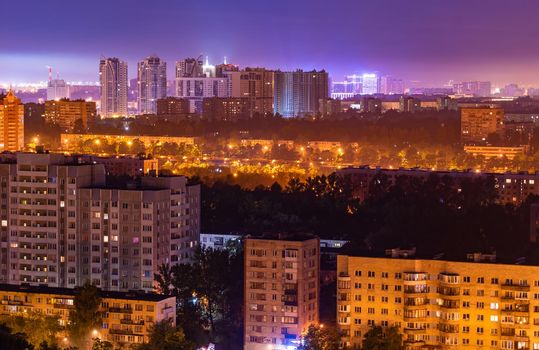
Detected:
[
  {"left": 202, "top": 97, "right": 250, "bottom": 121},
  {"left": 99, "top": 58, "right": 128, "bottom": 118},
  {"left": 337, "top": 254, "right": 539, "bottom": 350},
  {"left": 0, "top": 152, "right": 200, "bottom": 291},
  {"left": 0, "top": 90, "right": 24, "bottom": 152},
  {"left": 156, "top": 97, "right": 190, "bottom": 116},
  {"left": 47, "top": 79, "right": 70, "bottom": 101},
  {"left": 44, "top": 99, "right": 97, "bottom": 131},
  {"left": 0, "top": 283, "right": 176, "bottom": 347},
  {"left": 137, "top": 56, "right": 167, "bottom": 115},
  {"left": 453, "top": 81, "right": 492, "bottom": 97},
  {"left": 274, "top": 70, "right": 329, "bottom": 117},
  {"left": 244, "top": 236, "right": 319, "bottom": 350},
  {"left": 224, "top": 68, "right": 274, "bottom": 117},
  {"left": 461, "top": 107, "right": 504, "bottom": 144},
  {"left": 175, "top": 77, "right": 228, "bottom": 113}
]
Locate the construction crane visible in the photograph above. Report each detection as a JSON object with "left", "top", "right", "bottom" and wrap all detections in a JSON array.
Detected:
[{"left": 189, "top": 54, "right": 204, "bottom": 77}]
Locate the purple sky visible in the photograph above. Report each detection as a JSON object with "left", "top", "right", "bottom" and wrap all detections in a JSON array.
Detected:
[{"left": 2, "top": 0, "right": 539, "bottom": 87}]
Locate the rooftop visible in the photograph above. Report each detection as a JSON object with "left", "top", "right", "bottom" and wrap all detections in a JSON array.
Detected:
[{"left": 0, "top": 283, "right": 173, "bottom": 302}]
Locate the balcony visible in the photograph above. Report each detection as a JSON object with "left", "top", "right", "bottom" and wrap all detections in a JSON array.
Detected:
[
  {"left": 109, "top": 307, "right": 133, "bottom": 314},
  {"left": 501, "top": 283, "right": 530, "bottom": 291},
  {"left": 120, "top": 319, "right": 144, "bottom": 325},
  {"left": 108, "top": 328, "right": 141, "bottom": 336}
]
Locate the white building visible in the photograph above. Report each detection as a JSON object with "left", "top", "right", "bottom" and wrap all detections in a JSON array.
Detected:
[
  {"left": 47, "top": 79, "right": 70, "bottom": 101},
  {"left": 137, "top": 55, "right": 167, "bottom": 115},
  {"left": 99, "top": 57, "right": 128, "bottom": 118},
  {"left": 175, "top": 77, "right": 228, "bottom": 113},
  {"left": 361, "top": 73, "right": 379, "bottom": 95}
]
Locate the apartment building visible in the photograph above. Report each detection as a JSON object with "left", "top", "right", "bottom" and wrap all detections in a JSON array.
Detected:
[
  {"left": 78, "top": 176, "right": 200, "bottom": 291},
  {"left": 0, "top": 90, "right": 24, "bottom": 152},
  {"left": 0, "top": 283, "right": 176, "bottom": 347},
  {"left": 337, "top": 166, "right": 539, "bottom": 205},
  {"left": 461, "top": 107, "right": 504, "bottom": 144},
  {"left": 44, "top": 99, "right": 97, "bottom": 131},
  {"left": 337, "top": 254, "right": 539, "bottom": 350},
  {"left": 0, "top": 152, "right": 199, "bottom": 291},
  {"left": 244, "top": 235, "right": 319, "bottom": 350}
]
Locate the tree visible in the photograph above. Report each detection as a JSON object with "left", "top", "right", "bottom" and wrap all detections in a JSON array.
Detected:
[
  {"left": 154, "top": 246, "right": 244, "bottom": 349},
  {"left": 0, "top": 323, "right": 33, "bottom": 350},
  {"left": 91, "top": 338, "right": 113, "bottom": 350},
  {"left": 363, "top": 326, "right": 403, "bottom": 350},
  {"left": 0, "top": 312, "right": 61, "bottom": 349},
  {"left": 68, "top": 282, "right": 102, "bottom": 349},
  {"left": 134, "top": 320, "right": 195, "bottom": 350},
  {"left": 299, "top": 324, "right": 341, "bottom": 350}
]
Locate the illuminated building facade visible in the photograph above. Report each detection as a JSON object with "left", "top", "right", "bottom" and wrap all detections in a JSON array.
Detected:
[
  {"left": 156, "top": 97, "right": 190, "bottom": 116},
  {"left": 337, "top": 254, "right": 539, "bottom": 350},
  {"left": 244, "top": 236, "right": 319, "bottom": 350},
  {"left": 0, "top": 283, "right": 176, "bottom": 347},
  {"left": 274, "top": 70, "right": 329, "bottom": 117},
  {"left": 453, "top": 81, "right": 492, "bottom": 97},
  {"left": 461, "top": 107, "right": 504, "bottom": 144},
  {"left": 47, "top": 79, "right": 70, "bottom": 101},
  {"left": 224, "top": 68, "right": 274, "bottom": 117},
  {"left": 137, "top": 55, "right": 167, "bottom": 115},
  {"left": 202, "top": 97, "right": 250, "bottom": 121},
  {"left": 361, "top": 73, "right": 379, "bottom": 95},
  {"left": 0, "top": 152, "right": 200, "bottom": 291},
  {"left": 44, "top": 99, "right": 97, "bottom": 131},
  {"left": 0, "top": 90, "right": 24, "bottom": 151},
  {"left": 99, "top": 57, "right": 128, "bottom": 118}
]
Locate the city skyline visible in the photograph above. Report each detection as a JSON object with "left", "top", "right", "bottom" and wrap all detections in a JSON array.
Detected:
[{"left": 2, "top": 0, "right": 539, "bottom": 86}]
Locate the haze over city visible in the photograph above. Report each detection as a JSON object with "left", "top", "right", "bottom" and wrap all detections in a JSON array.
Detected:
[
  {"left": 2, "top": 0, "right": 539, "bottom": 86},
  {"left": 4, "top": 2, "right": 539, "bottom": 350}
]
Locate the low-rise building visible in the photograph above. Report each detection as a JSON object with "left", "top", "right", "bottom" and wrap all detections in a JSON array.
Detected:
[{"left": 0, "top": 283, "right": 176, "bottom": 347}]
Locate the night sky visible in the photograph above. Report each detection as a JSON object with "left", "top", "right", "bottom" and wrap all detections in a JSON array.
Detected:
[{"left": 2, "top": 0, "right": 539, "bottom": 86}]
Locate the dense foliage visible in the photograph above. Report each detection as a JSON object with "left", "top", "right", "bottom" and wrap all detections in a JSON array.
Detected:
[
  {"left": 201, "top": 173, "right": 537, "bottom": 261},
  {"left": 154, "top": 244, "right": 243, "bottom": 350}
]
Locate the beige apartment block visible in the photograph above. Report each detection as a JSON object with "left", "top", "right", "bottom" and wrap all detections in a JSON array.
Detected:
[
  {"left": 337, "top": 255, "right": 539, "bottom": 350},
  {"left": 244, "top": 236, "right": 319, "bottom": 350}
]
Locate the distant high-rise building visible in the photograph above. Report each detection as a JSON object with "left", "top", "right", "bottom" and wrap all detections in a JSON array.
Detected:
[
  {"left": 175, "top": 57, "right": 204, "bottom": 78},
  {"left": 274, "top": 70, "right": 329, "bottom": 117},
  {"left": 361, "top": 73, "right": 379, "bottom": 95},
  {"left": 453, "top": 81, "right": 491, "bottom": 97},
  {"left": 224, "top": 68, "right": 274, "bottom": 117},
  {"left": 216, "top": 58, "right": 239, "bottom": 77},
  {"left": 0, "top": 90, "right": 24, "bottom": 151},
  {"left": 244, "top": 235, "right": 319, "bottom": 350},
  {"left": 137, "top": 55, "right": 167, "bottom": 115},
  {"left": 175, "top": 77, "right": 229, "bottom": 113},
  {"left": 379, "top": 76, "right": 404, "bottom": 95},
  {"left": 47, "top": 79, "right": 70, "bottom": 101},
  {"left": 501, "top": 84, "right": 525, "bottom": 98},
  {"left": 99, "top": 57, "right": 128, "bottom": 118},
  {"left": 202, "top": 56, "right": 216, "bottom": 78},
  {"left": 44, "top": 99, "right": 97, "bottom": 131},
  {"left": 461, "top": 107, "right": 504, "bottom": 143}
]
